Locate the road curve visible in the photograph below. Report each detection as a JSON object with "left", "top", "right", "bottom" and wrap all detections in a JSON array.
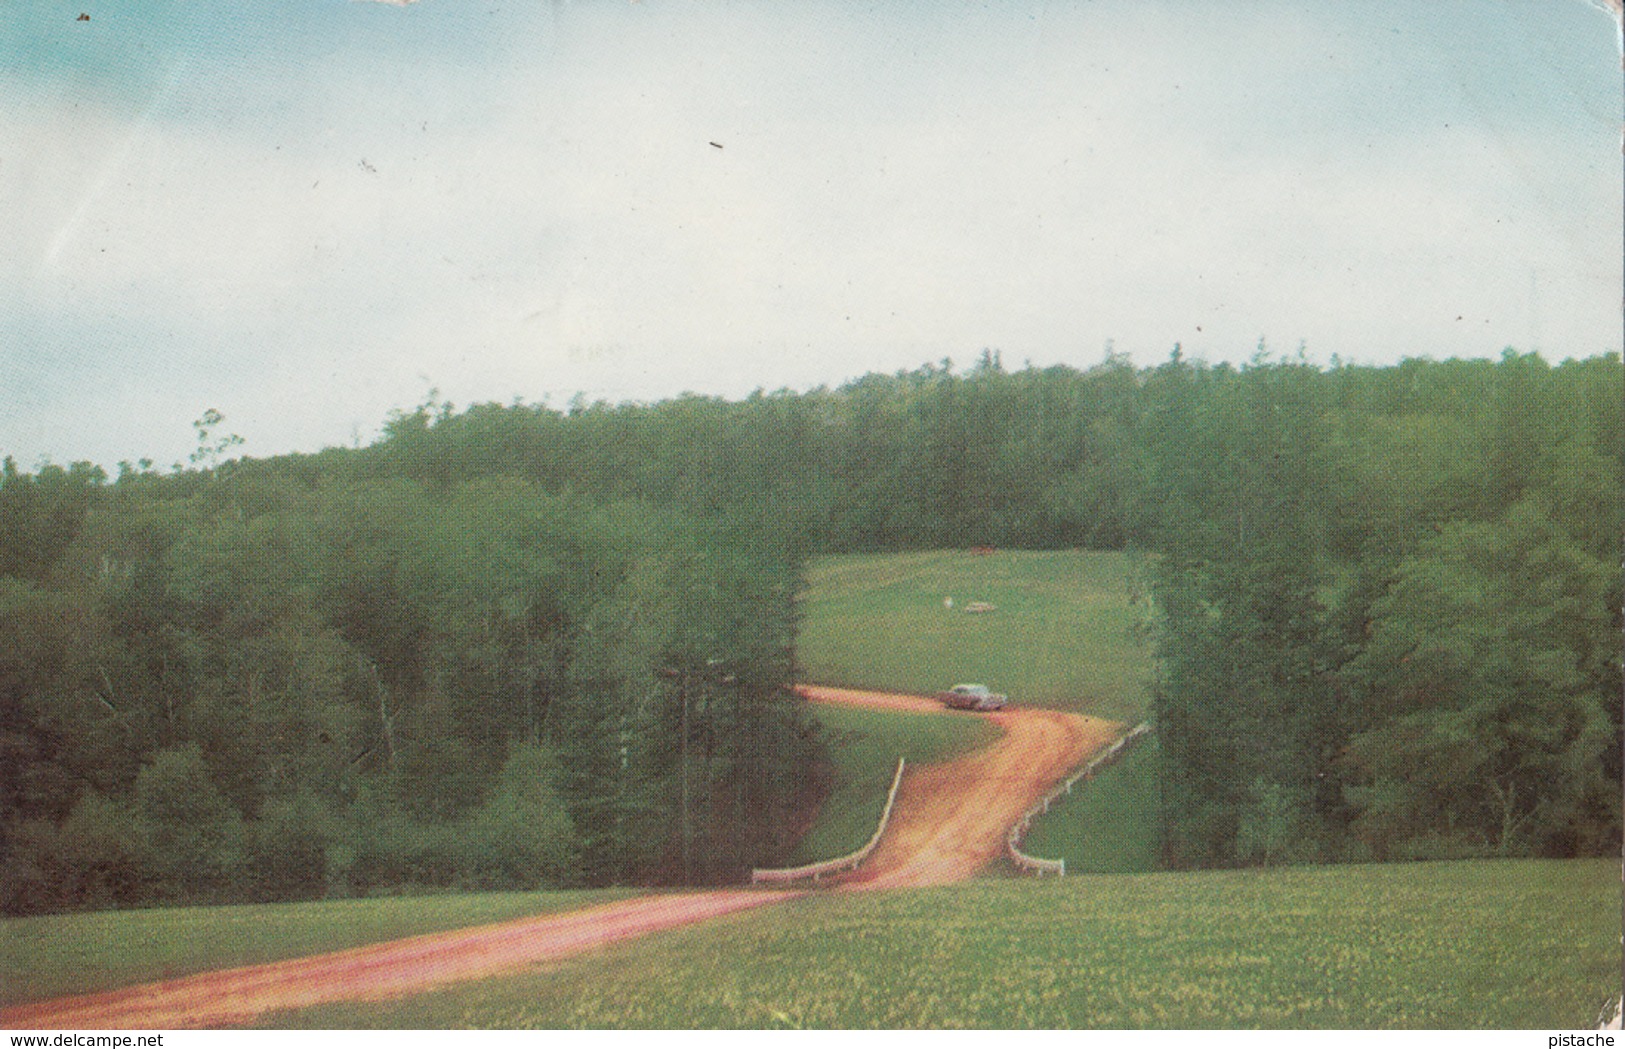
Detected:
[
  {"left": 5, "top": 686, "right": 1118, "bottom": 1028},
  {"left": 796, "top": 686, "right": 1119, "bottom": 890}
]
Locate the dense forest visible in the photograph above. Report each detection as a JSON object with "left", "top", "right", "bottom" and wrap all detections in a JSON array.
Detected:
[
  {"left": 0, "top": 427, "right": 819, "bottom": 912},
  {"left": 1, "top": 347, "right": 1619, "bottom": 914}
]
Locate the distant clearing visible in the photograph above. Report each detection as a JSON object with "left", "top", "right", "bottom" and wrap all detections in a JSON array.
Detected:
[
  {"left": 796, "top": 549, "right": 1153, "bottom": 871},
  {"left": 797, "top": 550, "right": 1150, "bottom": 721}
]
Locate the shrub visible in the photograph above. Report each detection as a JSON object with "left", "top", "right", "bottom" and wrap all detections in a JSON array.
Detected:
[
  {"left": 58, "top": 791, "right": 142, "bottom": 908},
  {"left": 248, "top": 793, "right": 328, "bottom": 902},
  {"left": 455, "top": 744, "right": 576, "bottom": 889},
  {"left": 133, "top": 743, "right": 245, "bottom": 901}
]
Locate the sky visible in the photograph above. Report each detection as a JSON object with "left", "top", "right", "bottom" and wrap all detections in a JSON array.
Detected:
[{"left": 2, "top": 0, "right": 1620, "bottom": 470}]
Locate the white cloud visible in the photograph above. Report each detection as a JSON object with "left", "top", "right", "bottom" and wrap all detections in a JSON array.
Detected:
[{"left": 1, "top": 0, "right": 1618, "bottom": 468}]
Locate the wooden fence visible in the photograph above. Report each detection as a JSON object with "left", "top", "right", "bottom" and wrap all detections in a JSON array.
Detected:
[
  {"left": 751, "top": 757, "right": 907, "bottom": 884},
  {"left": 1007, "top": 722, "right": 1152, "bottom": 876}
]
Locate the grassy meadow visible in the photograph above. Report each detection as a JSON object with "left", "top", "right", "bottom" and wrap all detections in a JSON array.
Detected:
[
  {"left": 270, "top": 858, "right": 1623, "bottom": 1029},
  {"left": 797, "top": 549, "right": 1152, "bottom": 721},
  {"left": 1021, "top": 738, "right": 1162, "bottom": 875},
  {"left": 0, "top": 888, "right": 634, "bottom": 1008}
]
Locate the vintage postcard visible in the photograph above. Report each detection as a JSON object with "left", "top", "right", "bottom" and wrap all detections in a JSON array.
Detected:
[{"left": 1, "top": 0, "right": 1620, "bottom": 1035}]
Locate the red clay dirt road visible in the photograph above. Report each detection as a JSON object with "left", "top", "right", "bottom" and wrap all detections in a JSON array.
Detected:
[
  {"left": 1, "top": 890, "right": 800, "bottom": 1029},
  {"left": 796, "top": 686, "right": 1119, "bottom": 890},
  {"left": 4, "top": 687, "right": 1118, "bottom": 1029}
]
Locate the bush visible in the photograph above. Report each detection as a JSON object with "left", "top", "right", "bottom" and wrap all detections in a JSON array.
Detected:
[
  {"left": 345, "top": 804, "right": 459, "bottom": 894},
  {"left": 340, "top": 746, "right": 575, "bottom": 894},
  {"left": 455, "top": 744, "right": 575, "bottom": 889},
  {"left": 133, "top": 743, "right": 245, "bottom": 901},
  {"left": 1, "top": 793, "right": 144, "bottom": 915},
  {"left": 0, "top": 820, "right": 59, "bottom": 914},
  {"left": 248, "top": 794, "right": 328, "bottom": 902},
  {"left": 58, "top": 791, "right": 142, "bottom": 908}
]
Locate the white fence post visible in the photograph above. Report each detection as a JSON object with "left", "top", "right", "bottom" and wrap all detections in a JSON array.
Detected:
[{"left": 1007, "top": 722, "right": 1151, "bottom": 878}]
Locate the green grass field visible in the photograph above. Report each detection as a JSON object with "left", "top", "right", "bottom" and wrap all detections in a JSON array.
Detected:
[
  {"left": 0, "top": 888, "right": 634, "bottom": 1008},
  {"left": 270, "top": 858, "right": 1622, "bottom": 1029},
  {"left": 1020, "top": 738, "right": 1162, "bottom": 875},
  {"left": 794, "top": 704, "right": 997, "bottom": 864},
  {"left": 798, "top": 549, "right": 1151, "bottom": 721}
]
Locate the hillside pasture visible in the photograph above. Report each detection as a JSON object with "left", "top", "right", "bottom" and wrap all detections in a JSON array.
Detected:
[{"left": 797, "top": 549, "right": 1151, "bottom": 721}]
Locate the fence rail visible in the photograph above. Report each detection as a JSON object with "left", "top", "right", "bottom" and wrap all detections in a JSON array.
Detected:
[
  {"left": 751, "top": 756, "right": 907, "bottom": 885},
  {"left": 1007, "top": 722, "right": 1152, "bottom": 877}
]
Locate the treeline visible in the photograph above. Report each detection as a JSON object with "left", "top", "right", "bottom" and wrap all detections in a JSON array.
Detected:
[
  {"left": 345, "top": 351, "right": 1152, "bottom": 554},
  {"left": 1, "top": 347, "right": 1618, "bottom": 913},
  {"left": 1149, "top": 350, "right": 1621, "bottom": 866},
  {"left": 1, "top": 451, "right": 818, "bottom": 913}
]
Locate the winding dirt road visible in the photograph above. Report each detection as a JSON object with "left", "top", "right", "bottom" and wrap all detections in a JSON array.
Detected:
[
  {"left": 795, "top": 686, "right": 1118, "bottom": 890},
  {"left": 3, "top": 687, "right": 1117, "bottom": 1029}
]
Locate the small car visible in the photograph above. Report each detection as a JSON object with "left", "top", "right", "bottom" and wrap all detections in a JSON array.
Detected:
[{"left": 934, "top": 683, "right": 1008, "bottom": 711}]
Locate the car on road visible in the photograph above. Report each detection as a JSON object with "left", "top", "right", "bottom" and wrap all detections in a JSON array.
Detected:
[{"left": 935, "top": 683, "right": 1008, "bottom": 711}]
